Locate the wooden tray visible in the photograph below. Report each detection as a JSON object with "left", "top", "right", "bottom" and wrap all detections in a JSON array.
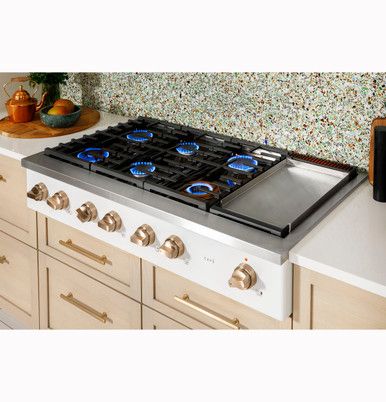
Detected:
[{"left": 0, "top": 107, "right": 100, "bottom": 139}]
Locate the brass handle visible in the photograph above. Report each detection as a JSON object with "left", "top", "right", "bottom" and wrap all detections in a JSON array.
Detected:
[
  {"left": 0, "top": 175, "right": 6, "bottom": 183},
  {"left": 60, "top": 292, "right": 111, "bottom": 323},
  {"left": 11, "top": 76, "right": 29, "bottom": 83},
  {"left": 59, "top": 239, "right": 111, "bottom": 265},
  {"left": 0, "top": 255, "right": 9, "bottom": 264},
  {"left": 174, "top": 294, "right": 241, "bottom": 330},
  {"left": 3, "top": 76, "right": 38, "bottom": 98}
]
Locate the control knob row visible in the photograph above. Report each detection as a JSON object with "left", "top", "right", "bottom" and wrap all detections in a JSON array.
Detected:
[{"left": 27, "top": 184, "right": 186, "bottom": 258}]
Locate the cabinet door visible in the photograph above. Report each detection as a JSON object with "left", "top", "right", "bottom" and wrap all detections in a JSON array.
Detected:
[
  {"left": 39, "top": 253, "right": 141, "bottom": 329},
  {"left": 293, "top": 265, "right": 386, "bottom": 329},
  {"left": 0, "top": 231, "right": 39, "bottom": 328},
  {"left": 142, "top": 306, "right": 189, "bottom": 330},
  {"left": 142, "top": 260, "right": 291, "bottom": 329},
  {"left": 0, "top": 155, "right": 37, "bottom": 247},
  {"left": 38, "top": 214, "right": 141, "bottom": 301},
  {"left": 0, "top": 320, "right": 11, "bottom": 330}
]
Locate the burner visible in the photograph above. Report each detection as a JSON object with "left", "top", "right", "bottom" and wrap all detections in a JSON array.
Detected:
[
  {"left": 176, "top": 142, "right": 200, "bottom": 156},
  {"left": 227, "top": 155, "right": 258, "bottom": 173},
  {"left": 184, "top": 181, "right": 219, "bottom": 199},
  {"left": 127, "top": 129, "right": 154, "bottom": 142},
  {"left": 226, "top": 179, "right": 236, "bottom": 187},
  {"left": 77, "top": 148, "right": 109, "bottom": 163},
  {"left": 129, "top": 161, "right": 156, "bottom": 178}
]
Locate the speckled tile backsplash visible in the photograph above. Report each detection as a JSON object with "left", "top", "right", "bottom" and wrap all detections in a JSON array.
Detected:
[{"left": 61, "top": 73, "right": 386, "bottom": 169}]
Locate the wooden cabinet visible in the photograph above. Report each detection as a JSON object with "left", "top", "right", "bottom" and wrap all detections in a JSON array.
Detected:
[
  {"left": 0, "top": 320, "right": 10, "bottom": 329},
  {"left": 142, "top": 260, "right": 291, "bottom": 329},
  {"left": 293, "top": 265, "right": 386, "bottom": 329},
  {"left": 0, "top": 154, "right": 37, "bottom": 247},
  {"left": 38, "top": 214, "right": 141, "bottom": 301},
  {"left": 142, "top": 306, "right": 189, "bottom": 330},
  {"left": 0, "top": 230, "right": 39, "bottom": 328},
  {"left": 38, "top": 253, "right": 141, "bottom": 329}
]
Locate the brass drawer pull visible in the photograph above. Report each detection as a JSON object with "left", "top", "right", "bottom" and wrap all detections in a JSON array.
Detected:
[
  {"left": 0, "top": 255, "right": 9, "bottom": 264},
  {"left": 59, "top": 239, "right": 111, "bottom": 265},
  {"left": 174, "top": 294, "right": 241, "bottom": 330},
  {"left": 0, "top": 174, "right": 6, "bottom": 183},
  {"left": 60, "top": 292, "right": 111, "bottom": 323}
]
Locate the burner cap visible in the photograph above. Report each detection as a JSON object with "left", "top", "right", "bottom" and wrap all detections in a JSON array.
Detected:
[
  {"left": 130, "top": 161, "right": 156, "bottom": 178},
  {"left": 184, "top": 181, "right": 219, "bottom": 199},
  {"left": 227, "top": 155, "right": 258, "bottom": 173},
  {"left": 176, "top": 142, "right": 200, "bottom": 156},
  {"left": 127, "top": 129, "right": 154, "bottom": 142},
  {"left": 77, "top": 148, "right": 109, "bottom": 163}
]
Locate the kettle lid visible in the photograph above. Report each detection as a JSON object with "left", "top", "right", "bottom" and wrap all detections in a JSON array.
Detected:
[{"left": 4, "top": 77, "right": 37, "bottom": 106}]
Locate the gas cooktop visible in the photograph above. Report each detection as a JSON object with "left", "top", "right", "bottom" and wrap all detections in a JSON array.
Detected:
[{"left": 43, "top": 116, "right": 358, "bottom": 237}]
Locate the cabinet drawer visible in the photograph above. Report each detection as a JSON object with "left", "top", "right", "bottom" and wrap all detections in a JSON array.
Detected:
[
  {"left": 39, "top": 253, "right": 141, "bottom": 329},
  {"left": 38, "top": 214, "right": 141, "bottom": 301},
  {"left": 142, "top": 261, "right": 291, "bottom": 329},
  {"left": 0, "top": 231, "right": 39, "bottom": 327},
  {"left": 143, "top": 306, "right": 189, "bottom": 330},
  {"left": 0, "top": 155, "right": 37, "bottom": 247}
]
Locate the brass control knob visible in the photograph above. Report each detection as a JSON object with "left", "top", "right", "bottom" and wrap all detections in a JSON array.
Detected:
[
  {"left": 97, "top": 211, "right": 122, "bottom": 232},
  {"left": 46, "top": 191, "right": 69, "bottom": 210},
  {"left": 76, "top": 202, "right": 98, "bottom": 223},
  {"left": 228, "top": 263, "right": 257, "bottom": 290},
  {"left": 130, "top": 224, "right": 155, "bottom": 247},
  {"left": 159, "top": 235, "right": 185, "bottom": 259},
  {"left": 27, "top": 183, "right": 48, "bottom": 201}
]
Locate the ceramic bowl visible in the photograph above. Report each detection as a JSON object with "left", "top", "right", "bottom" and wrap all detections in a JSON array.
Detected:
[{"left": 40, "top": 105, "right": 81, "bottom": 128}]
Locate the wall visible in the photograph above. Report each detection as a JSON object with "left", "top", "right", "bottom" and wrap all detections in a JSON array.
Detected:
[{"left": 60, "top": 73, "right": 386, "bottom": 169}]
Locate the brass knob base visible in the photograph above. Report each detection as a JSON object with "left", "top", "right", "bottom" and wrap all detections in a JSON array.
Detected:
[
  {"left": 130, "top": 224, "right": 155, "bottom": 247},
  {"left": 46, "top": 191, "right": 69, "bottom": 210},
  {"left": 159, "top": 235, "right": 185, "bottom": 259},
  {"left": 228, "top": 263, "right": 257, "bottom": 290},
  {"left": 76, "top": 202, "right": 98, "bottom": 223},
  {"left": 27, "top": 183, "right": 48, "bottom": 201},
  {"left": 98, "top": 211, "right": 122, "bottom": 232}
]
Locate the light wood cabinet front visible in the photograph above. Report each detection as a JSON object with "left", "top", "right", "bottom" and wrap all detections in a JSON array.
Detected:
[
  {"left": 293, "top": 265, "right": 386, "bottom": 329},
  {"left": 143, "top": 306, "right": 189, "bottom": 329},
  {"left": 38, "top": 253, "right": 141, "bottom": 329},
  {"left": 142, "top": 260, "right": 291, "bottom": 329},
  {"left": 0, "top": 154, "right": 37, "bottom": 247},
  {"left": 0, "top": 231, "right": 39, "bottom": 327},
  {"left": 38, "top": 214, "right": 141, "bottom": 301}
]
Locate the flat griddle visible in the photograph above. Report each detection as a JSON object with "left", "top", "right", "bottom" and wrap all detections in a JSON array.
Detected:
[{"left": 211, "top": 155, "right": 357, "bottom": 237}]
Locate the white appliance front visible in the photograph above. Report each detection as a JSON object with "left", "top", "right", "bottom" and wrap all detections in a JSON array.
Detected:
[{"left": 26, "top": 170, "right": 292, "bottom": 321}]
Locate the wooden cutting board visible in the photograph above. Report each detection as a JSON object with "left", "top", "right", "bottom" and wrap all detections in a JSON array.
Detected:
[
  {"left": 369, "top": 117, "right": 386, "bottom": 185},
  {"left": 0, "top": 107, "right": 100, "bottom": 139}
]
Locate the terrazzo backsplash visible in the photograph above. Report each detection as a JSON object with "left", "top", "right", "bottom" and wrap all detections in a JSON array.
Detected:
[{"left": 61, "top": 73, "right": 386, "bottom": 169}]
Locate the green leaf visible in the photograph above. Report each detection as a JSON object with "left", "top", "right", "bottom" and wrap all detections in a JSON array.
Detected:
[{"left": 28, "top": 73, "right": 69, "bottom": 86}]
